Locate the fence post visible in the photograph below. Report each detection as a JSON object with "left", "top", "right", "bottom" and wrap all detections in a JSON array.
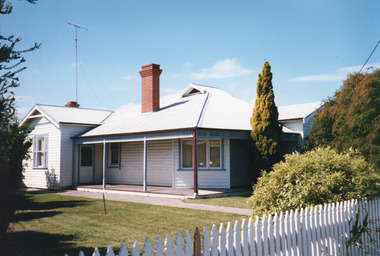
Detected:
[{"left": 194, "top": 227, "right": 201, "bottom": 256}]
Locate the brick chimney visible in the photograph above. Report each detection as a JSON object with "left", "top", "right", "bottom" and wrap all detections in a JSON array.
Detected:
[
  {"left": 139, "top": 63, "right": 162, "bottom": 113},
  {"left": 65, "top": 101, "right": 80, "bottom": 108}
]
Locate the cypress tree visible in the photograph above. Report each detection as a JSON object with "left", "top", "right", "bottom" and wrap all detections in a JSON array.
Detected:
[{"left": 250, "top": 61, "right": 282, "bottom": 175}]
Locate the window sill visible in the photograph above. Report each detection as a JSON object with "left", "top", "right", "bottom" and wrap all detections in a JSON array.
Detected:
[
  {"left": 33, "top": 167, "right": 48, "bottom": 170},
  {"left": 177, "top": 168, "right": 226, "bottom": 172},
  {"left": 108, "top": 165, "right": 121, "bottom": 169}
]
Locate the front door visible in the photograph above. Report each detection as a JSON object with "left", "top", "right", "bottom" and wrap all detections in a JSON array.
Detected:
[{"left": 79, "top": 145, "right": 94, "bottom": 184}]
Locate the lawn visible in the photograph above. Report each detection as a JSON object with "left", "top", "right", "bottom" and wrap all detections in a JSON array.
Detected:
[
  {"left": 182, "top": 195, "right": 250, "bottom": 209},
  {"left": 1, "top": 191, "right": 247, "bottom": 256}
]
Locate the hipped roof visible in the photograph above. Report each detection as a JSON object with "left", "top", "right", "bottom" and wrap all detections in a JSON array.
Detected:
[
  {"left": 79, "top": 84, "right": 253, "bottom": 137},
  {"left": 78, "top": 84, "right": 321, "bottom": 138}
]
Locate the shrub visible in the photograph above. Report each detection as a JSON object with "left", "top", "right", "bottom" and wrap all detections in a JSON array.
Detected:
[{"left": 247, "top": 147, "right": 380, "bottom": 216}]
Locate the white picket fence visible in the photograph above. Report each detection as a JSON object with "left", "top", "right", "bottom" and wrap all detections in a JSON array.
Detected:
[{"left": 65, "top": 198, "right": 380, "bottom": 256}]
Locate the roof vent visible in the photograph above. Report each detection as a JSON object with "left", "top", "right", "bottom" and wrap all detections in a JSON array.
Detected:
[{"left": 181, "top": 84, "right": 206, "bottom": 97}]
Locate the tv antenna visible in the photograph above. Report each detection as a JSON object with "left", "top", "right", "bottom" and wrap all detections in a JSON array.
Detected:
[{"left": 67, "top": 22, "right": 88, "bottom": 103}]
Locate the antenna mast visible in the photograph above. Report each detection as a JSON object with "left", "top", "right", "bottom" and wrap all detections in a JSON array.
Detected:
[{"left": 67, "top": 22, "right": 87, "bottom": 103}]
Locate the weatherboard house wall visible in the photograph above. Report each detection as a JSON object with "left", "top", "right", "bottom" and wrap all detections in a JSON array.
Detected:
[
  {"left": 21, "top": 104, "right": 113, "bottom": 189},
  {"left": 21, "top": 63, "right": 320, "bottom": 191}
]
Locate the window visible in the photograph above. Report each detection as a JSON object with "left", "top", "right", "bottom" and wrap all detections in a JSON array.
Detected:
[
  {"left": 109, "top": 143, "right": 120, "bottom": 167},
  {"left": 33, "top": 135, "right": 47, "bottom": 168},
  {"left": 181, "top": 138, "right": 222, "bottom": 169},
  {"left": 80, "top": 146, "right": 93, "bottom": 167}
]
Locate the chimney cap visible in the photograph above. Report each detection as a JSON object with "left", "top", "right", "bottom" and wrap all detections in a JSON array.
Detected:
[{"left": 65, "top": 101, "right": 80, "bottom": 108}]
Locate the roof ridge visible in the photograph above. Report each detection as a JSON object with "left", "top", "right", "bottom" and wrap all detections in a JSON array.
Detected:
[{"left": 36, "top": 103, "right": 113, "bottom": 112}]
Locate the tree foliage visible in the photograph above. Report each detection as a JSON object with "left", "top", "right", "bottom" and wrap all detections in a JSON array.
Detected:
[
  {"left": 304, "top": 69, "right": 380, "bottom": 170},
  {"left": 0, "top": 0, "right": 39, "bottom": 235},
  {"left": 247, "top": 147, "right": 380, "bottom": 216},
  {"left": 250, "top": 61, "right": 282, "bottom": 176}
]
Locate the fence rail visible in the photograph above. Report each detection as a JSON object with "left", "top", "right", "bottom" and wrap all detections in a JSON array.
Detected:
[{"left": 65, "top": 198, "right": 380, "bottom": 256}]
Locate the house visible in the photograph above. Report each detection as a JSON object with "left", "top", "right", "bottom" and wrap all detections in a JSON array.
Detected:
[{"left": 21, "top": 63, "right": 321, "bottom": 194}]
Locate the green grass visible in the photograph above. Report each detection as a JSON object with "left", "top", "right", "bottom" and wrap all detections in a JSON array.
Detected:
[
  {"left": 2, "top": 191, "right": 246, "bottom": 256},
  {"left": 182, "top": 195, "right": 250, "bottom": 209}
]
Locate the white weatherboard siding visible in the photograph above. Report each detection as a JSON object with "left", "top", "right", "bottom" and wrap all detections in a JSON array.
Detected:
[
  {"left": 147, "top": 140, "right": 173, "bottom": 186},
  {"left": 23, "top": 117, "right": 61, "bottom": 189},
  {"left": 106, "top": 140, "right": 173, "bottom": 186},
  {"left": 174, "top": 138, "right": 230, "bottom": 189},
  {"left": 60, "top": 125, "right": 95, "bottom": 187},
  {"left": 107, "top": 141, "right": 143, "bottom": 185}
]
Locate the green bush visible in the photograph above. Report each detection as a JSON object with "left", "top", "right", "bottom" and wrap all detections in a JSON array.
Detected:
[{"left": 247, "top": 147, "right": 380, "bottom": 216}]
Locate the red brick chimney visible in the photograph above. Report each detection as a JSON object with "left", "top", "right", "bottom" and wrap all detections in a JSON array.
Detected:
[
  {"left": 139, "top": 63, "right": 162, "bottom": 113},
  {"left": 65, "top": 101, "right": 80, "bottom": 108}
]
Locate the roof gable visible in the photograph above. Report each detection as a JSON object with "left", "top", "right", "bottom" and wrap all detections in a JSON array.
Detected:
[{"left": 21, "top": 104, "right": 113, "bottom": 128}]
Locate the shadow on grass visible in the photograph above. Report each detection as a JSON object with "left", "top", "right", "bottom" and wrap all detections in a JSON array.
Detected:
[
  {"left": 18, "top": 190, "right": 91, "bottom": 212},
  {"left": 0, "top": 231, "right": 97, "bottom": 256}
]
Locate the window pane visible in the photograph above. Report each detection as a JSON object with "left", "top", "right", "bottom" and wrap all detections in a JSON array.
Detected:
[
  {"left": 198, "top": 140, "right": 206, "bottom": 168},
  {"left": 38, "top": 138, "right": 44, "bottom": 152},
  {"left": 110, "top": 143, "right": 119, "bottom": 166},
  {"left": 209, "top": 140, "right": 221, "bottom": 167},
  {"left": 81, "top": 146, "right": 93, "bottom": 166},
  {"left": 37, "top": 152, "right": 44, "bottom": 167},
  {"left": 182, "top": 140, "right": 192, "bottom": 168}
]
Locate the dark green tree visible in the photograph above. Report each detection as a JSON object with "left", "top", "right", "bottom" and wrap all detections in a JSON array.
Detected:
[
  {"left": 250, "top": 61, "right": 282, "bottom": 177},
  {"left": 0, "top": 0, "right": 40, "bottom": 235},
  {"left": 304, "top": 69, "right": 380, "bottom": 170}
]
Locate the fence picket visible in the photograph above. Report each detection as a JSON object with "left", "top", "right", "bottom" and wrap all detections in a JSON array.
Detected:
[
  {"left": 284, "top": 211, "right": 291, "bottom": 256},
  {"left": 211, "top": 225, "right": 218, "bottom": 256},
  {"left": 313, "top": 206, "right": 321, "bottom": 256},
  {"left": 289, "top": 210, "right": 296, "bottom": 256},
  {"left": 119, "top": 242, "right": 128, "bottom": 256},
  {"left": 248, "top": 217, "right": 256, "bottom": 256},
  {"left": 262, "top": 215, "right": 268, "bottom": 256},
  {"left": 294, "top": 209, "right": 301, "bottom": 256},
  {"left": 174, "top": 231, "right": 182, "bottom": 256},
  {"left": 92, "top": 248, "right": 100, "bottom": 256},
  {"left": 184, "top": 230, "right": 192, "bottom": 256},
  {"left": 203, "top": 226, "right": 210, "bottom": 256},
  {"left": 241, "top": 219, "right": 248, "bottom": 256},
  {"left": 279, "top": 212, "right": 285, "bottom": 256},
  {"left": 143, "top": 238, "right": 152, "bottom": 256},
  {"left": 131, "top": 240, "right": 140, "bottom": 256},
  {"left": 268, "top": 214, "right": 274, "bottom": 256},
  {"left": 219, "top": 223, "right": 226, "bottom": 256},
  {"left": 155, "top": 236, "right": 163, "bottom": 256},
  {"left": 255, "top": 216, "right": 261, "bottom": 256},
  {"left": 309, "top": 206, "right": 315, "bottom": 256},
  {"left": 65, "top": 198, "right": 380, "bottom": 256},
  {"left": 273, "top": 213, "right": 280, "bottom": 256},
  {"left": 164, "top": 234, "right": 173, "bottom": 256},
  {"left": 234, "top": 220, "right": 241, "bottom": 256},
  {"left": 105, "top": 245, "right": 115, "bottom": 256},
  {"left": 226, "top": 222, "right": 233, "bottom": 256}
]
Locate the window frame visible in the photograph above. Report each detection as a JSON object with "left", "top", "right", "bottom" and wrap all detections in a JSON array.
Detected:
[
  {"left": 180, "top": 138, "right": 223, "bottom": 170},
  {"left": 33, "top": 134, "right": 48, "bottom": 169},
  {"left": 108, "top": 142, "right": 121, "bottom": 168}
]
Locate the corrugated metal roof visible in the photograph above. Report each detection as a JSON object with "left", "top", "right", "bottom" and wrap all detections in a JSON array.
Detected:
[
  {"left": 79, "top": 84, "right": 321, "bottom": 138},
  {"left": 278, "top": 102, "right": 322, "bottom": 120},
  {"left": 22, "top": 104, "right": 113, "bottom": 128}
]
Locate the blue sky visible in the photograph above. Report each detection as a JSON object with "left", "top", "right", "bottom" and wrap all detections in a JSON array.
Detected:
[{"left": 2, "top": 0, "right": 379, "bottom": 119}]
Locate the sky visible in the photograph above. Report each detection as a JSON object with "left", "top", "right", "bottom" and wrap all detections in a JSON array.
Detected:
[{"left": 2, "top": 0, "right": 380, "bottom": 119}]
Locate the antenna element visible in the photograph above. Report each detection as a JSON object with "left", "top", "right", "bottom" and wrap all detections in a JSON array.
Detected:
[{"left": 67, "top": 22, "right": 88, "bottom": 103}]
